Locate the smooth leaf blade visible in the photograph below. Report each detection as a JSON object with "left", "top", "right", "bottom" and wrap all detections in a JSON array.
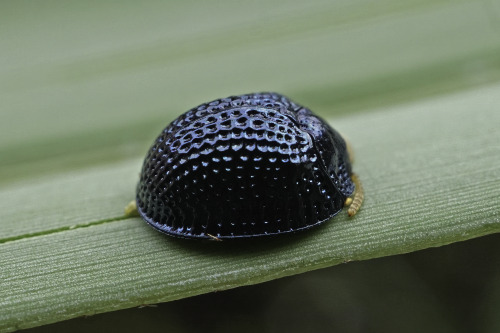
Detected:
[
  {"left": 1, "top": 83, "right": 499, "bottom": 332},
  {"left": 0, "top": 161, "right": 140, "bottom": 241}
]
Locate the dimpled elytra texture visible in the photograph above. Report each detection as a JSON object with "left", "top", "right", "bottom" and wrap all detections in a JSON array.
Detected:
[{"left": 136, "top": 92, "right": 354, "bottom": 239}]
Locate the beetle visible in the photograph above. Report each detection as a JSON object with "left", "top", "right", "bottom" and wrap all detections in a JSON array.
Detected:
[{"left": 126, "top": 92, "right": 363, "bottom": 239}]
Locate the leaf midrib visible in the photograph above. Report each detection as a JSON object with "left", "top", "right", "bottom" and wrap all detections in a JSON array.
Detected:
[{"left": 0, "top": 216, "right": 130, "bottom": 245}]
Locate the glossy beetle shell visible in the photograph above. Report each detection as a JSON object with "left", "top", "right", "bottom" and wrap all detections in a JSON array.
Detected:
[{"left": 136, "top": 92, "right": 354, "bottom": 239}]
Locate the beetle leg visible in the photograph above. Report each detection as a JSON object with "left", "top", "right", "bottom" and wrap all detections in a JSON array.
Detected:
[
  {"left": 347, "top": 173, "right": 364, "bottom": 217},
  {"left": 124, "top": 200, "right": 139, "bottom": 217},
  {"left": 207, "top": 233, "right": 222, "bottom": 241}
]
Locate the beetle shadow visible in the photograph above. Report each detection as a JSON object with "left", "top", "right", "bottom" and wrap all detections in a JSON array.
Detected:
[{"left": 151, "top": 221, "right": 330, "bottom": 258}]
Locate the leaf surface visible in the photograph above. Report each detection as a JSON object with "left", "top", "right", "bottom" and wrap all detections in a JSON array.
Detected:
[{"left": 1, "top": 84, "right": 499, "bottom": 332}]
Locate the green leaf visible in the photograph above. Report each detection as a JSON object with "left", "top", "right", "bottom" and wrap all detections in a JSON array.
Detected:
[
  {"left": 1, "top": 0, "right": 500, "bottom": 331},
  {"left": 1, "top": 84, "right": 500, "bottom": 331}
]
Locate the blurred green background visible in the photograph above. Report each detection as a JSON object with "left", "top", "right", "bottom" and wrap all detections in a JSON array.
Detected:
[
  {"left": 2, "top": 0, "right": 500, "bottom": 332},
  {"left": 2, "top": 0, "right": 500, "bottom": 184}
]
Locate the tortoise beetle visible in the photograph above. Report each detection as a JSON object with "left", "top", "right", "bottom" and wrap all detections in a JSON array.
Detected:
[{"left": 130, "top": 92, "right": 363, "bottom": 239}]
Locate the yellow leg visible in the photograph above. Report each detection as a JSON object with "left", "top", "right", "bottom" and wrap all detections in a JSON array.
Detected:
[
  {"left": 124, "top": 200, "right": 139, "bottom": 217},
  {"left": 340, "top": 134, "right": 363, "bottom": 216},
  {"left": 207, "top": 233, "right": 222, "bottom": 241},
  {"left": 347, "top": 173, "right": 364, "bottom": 217}
]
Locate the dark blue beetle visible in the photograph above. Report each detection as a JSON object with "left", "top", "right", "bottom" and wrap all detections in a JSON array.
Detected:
[{"left": 132, "top": 93, "right": 363, "bottom": 239}]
